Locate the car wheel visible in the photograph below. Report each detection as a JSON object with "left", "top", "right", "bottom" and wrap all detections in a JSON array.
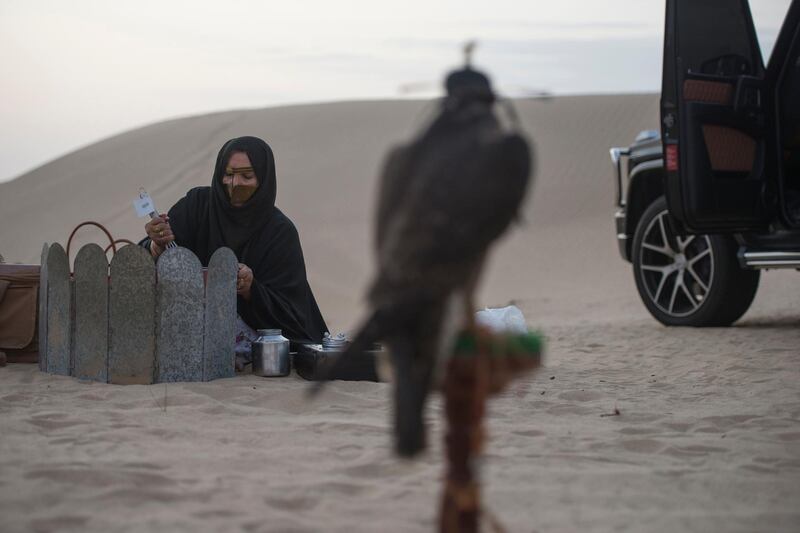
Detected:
[{"left": 631, "top": 197, "right": 759, "bottom": 326}]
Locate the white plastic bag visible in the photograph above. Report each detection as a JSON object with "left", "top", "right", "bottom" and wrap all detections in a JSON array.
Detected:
[{"left": 475, "top": 305, "right": 528, "bottom": 333}]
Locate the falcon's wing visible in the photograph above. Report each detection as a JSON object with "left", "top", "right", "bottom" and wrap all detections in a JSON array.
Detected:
[
  {"left": 374, "top": 145, "right": 413, "bottom": 252},
  {"left": 374, "top": 130, "right": 532, "bottom": 294},
  {"left": 459, "top": 132, "right": 532, "bottom": 252}
]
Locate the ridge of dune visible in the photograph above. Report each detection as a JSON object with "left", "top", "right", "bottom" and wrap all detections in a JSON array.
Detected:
[{"left": 0, "top": 94, "right": 660, "bottom": 329}]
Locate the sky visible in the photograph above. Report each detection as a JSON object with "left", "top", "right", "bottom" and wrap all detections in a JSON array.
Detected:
[{"left": 0, "top": 0, "right": 791, "bottom": 182}]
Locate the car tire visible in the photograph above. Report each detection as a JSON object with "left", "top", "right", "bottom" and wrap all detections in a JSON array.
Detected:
[{"left": 631, "top": 196, "right": 759, "bottom": 326}]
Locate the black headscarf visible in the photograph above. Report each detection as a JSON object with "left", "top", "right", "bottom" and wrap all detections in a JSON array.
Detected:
[
  {"left": 139, "top": 136, "right": 328, "bottom": 344},
  {"left": 208, "top": 136, "right": 277, "bottom": 257}
]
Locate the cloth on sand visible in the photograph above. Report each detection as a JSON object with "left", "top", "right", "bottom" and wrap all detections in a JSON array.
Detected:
[{"left": 234, "top": 316, "right": 258, "bottom": 371}]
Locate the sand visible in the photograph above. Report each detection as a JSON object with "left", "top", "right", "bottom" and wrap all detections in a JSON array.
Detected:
[{"left": 1, "top": 95, "right": 799, "bottom": 532}]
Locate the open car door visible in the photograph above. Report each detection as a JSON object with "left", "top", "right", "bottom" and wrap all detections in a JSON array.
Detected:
[{"left": 661, "top": 0, "right": 774, "bottom": 233}]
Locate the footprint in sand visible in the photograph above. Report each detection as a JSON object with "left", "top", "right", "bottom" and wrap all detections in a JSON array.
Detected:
[
  {"left": 662, "top": 444, "right": 729, "bottom": 458},
  {"left": 263, "top": 481, "right": 364, "bottom": 512},
  {"left": 145, "top": 428, "right": 183, "bottom": 439},
  {"left": 48, "top": 437, "right": 78, "bottom": 446},
  {"left": 691, "top": 426, "right": 725, "bottom": 434},
  {"left": 662, "top": 422, "right": 693, "bottom": 433},
  {"left": 753, "top": 456, "right": 781, "bottom": 465},
  {"left": 333, "top": 444, "right": 365, "bottom": 460},
  {"left": 103, "top": 487, "right": 203, "bottom": 505},
  {"left": 700, "top": 414, "right": 760, "bottom": 428},
  {"left": 558, "top": 390, "right": 605, "bottom": 402},
  {"left": 739, "top": 464, "right": 778, "bottom": 474},
  {"left": 680, "top": 445, "right": 729, "bottom": 453},
  {"left": 108, "top": 422, "right": 143, "bottom": 430},
  {"left": 1, "top": 393, "right": 30, "bottom": 403},
  {"left": 321, "top": 405, "right": 357, "bottom": 415},
  {"left": 343, "top": 461, "right": 408, "bottom": 479},
  {"left": 512, "top": 429, "right": 545, "bottom": 438},
  {"left": 620, "top": 439, "right": 665, "bottom": 453},
  {"left": 546, "top": 404, "right": 595, "bottom": 416},
  {"left": 76, "top": 393, "right": 107, "bottom": 401},
  {"left": 25, "top": 466, "right": 177, "bottom": 488},
  {"left": 30, "top": 515, "right": 89, "bottom": 532},
  {"left": 199, "top": 405, "right": 239, "bottom": 416},
  {"left": 312, "top": 421, "right": 385, "bottom": 437},
  {"left": 241, "top": 519, "right": 316, "bottom": 533},
  {"left": 121, "top": 461, "right": 162, "bottom": 470},
  {"left": 316, "top": 480, "right": 366, "bottom": 496},
  {"left": 264, "top": 493, "right": 320, "bottom": 512},
  {"left": 27, "top": 413, "right": 87, "bottom": 431},
  {"left": 618, "top": 426, "right": 659, "bottom": 436},
  {"left": 196, "top": 509, "right": 239, "bottom": 519},
  {"left": 108, "top": 402, "right": 143, "bottom": 411}
]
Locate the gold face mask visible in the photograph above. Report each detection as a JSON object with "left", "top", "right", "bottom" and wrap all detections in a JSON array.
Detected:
[{"left": 223, "top": 166, "right": 258, "bottom": 205}]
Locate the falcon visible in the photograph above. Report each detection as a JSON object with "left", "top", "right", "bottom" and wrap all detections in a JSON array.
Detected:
[{"left": 319, "top": 61, "right": 533, "bottom": 458}]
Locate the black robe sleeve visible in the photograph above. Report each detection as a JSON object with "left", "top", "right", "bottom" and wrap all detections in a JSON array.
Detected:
[
  {"left": 165, "top": 190, "right": 203, "bottom": 253},
  {"left": 239, "top": 215, "right": 328, "bottom": 344}
]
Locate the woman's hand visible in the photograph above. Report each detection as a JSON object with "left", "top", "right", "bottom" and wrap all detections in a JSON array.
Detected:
[
  {"left": 237, "top": 263, "right": 254, "bottom": 300},
  {"left": 145, "top": 215, "right": 174, "bottom": 257}
]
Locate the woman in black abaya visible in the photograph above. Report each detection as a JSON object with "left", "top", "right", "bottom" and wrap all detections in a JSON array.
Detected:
[{"left": 139, "top": 136, "right": 328, "bottom": 346}]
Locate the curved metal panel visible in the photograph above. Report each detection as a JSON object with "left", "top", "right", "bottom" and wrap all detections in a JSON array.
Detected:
[
  {"left": 109, "top": 245, "right": 156, "bottom": 384},
  {"left": 204, "top": 247, "right": 237, "bottom": 381},
  {"left": 73, "top": 244, "right": 109, "bottom": 382},
  {"left": 155, "top": 247, "right": 204, "bottom": 383},
  {"left": 45, "top": 243, "right": 71, "bottom": 375}
]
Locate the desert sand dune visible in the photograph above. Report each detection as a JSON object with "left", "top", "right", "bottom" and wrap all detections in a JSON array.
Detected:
[
  {"left": 0, "top": 94, "right": 660, "bottom": 329},
  {"left": 0, "top": 95, "right": 798, "bottom": 532}
]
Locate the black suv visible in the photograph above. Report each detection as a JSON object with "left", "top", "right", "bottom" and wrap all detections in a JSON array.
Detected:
[{"left": 611, "top": 0, "right": 800, "bottom": 326}]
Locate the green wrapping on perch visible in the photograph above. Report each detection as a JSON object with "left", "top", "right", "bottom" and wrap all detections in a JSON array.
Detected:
[{"left": 453, "top": 330, "right": 544, "bottom": 358}]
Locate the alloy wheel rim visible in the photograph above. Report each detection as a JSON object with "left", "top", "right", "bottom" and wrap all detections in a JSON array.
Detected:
[{"left": 638, "top": 210, "right": 714, "bottom": 317}]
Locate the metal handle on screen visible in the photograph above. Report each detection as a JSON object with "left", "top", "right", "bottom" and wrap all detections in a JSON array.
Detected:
[{"left": 141, "top": 188, "right": 177, "bottom": 250}]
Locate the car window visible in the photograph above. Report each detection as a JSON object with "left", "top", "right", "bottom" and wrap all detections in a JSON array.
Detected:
[
  {"left": 751, "top": 0, "right": 792, "bottom": 63},
  {"left": 678, "top": 0, "right": 762, "bottom": 77}
]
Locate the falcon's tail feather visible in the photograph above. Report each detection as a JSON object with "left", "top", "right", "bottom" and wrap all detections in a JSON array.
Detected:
[
  {"left": 391, "top": 335, "right": 433, "bottom": 458},
  {"left": 307, "top": 296, "right": 436, "bottom": 397}
]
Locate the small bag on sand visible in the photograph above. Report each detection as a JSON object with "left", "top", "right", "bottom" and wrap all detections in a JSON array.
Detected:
[{"left": 0, "top": 264, "right": 41, "bottom": 363}]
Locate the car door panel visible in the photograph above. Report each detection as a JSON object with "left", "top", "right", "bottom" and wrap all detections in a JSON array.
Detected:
[
  {"left": 683, "top": 102, "right": 764, "bottom": 223},
  {"left": 683, "top": 79, "right": 733, "bottom": 105},
  {"left": 661, "top": 0, "right": 773, "bottom": 233}
]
